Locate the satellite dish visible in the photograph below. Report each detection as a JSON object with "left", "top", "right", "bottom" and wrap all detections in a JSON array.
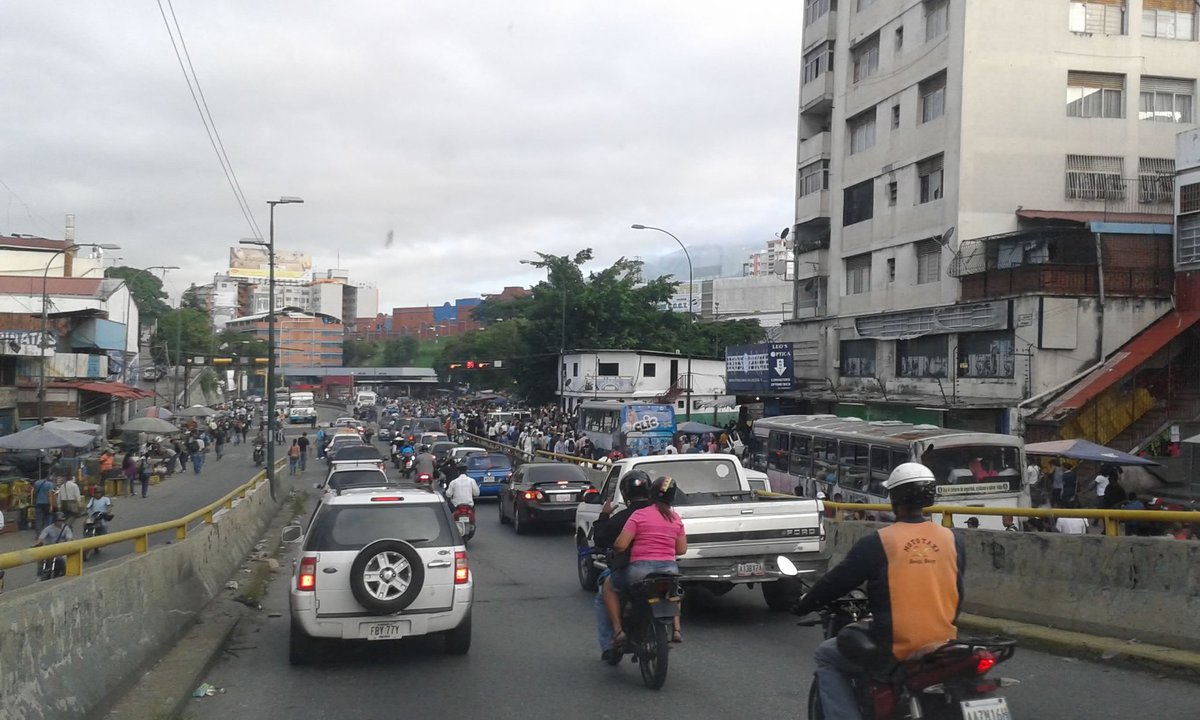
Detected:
[
  {"left": 936, "top": 226, "right": 956, "bottom": 248},
  {"left": 780, "top": 226, "right": 790, "bottom": 240}
]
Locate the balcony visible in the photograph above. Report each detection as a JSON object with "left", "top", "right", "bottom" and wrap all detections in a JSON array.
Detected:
[
  {"left": 960, "top": 265, "right": 1173, "bottom": 301},
  {"left": 797, "top": 131, "right": 831, "bottom": 167},
  {"left": 795, "top": 189, "right": 830, "bottom": 224},
  {"left": 794, "top": 275, "right": 828, "bottom": 319},
  {"left": 802, "top": 6, "right": 837, "bottom": 52},
  {"left": 800, "top": 72, "right": 835, "bottom": 117}
]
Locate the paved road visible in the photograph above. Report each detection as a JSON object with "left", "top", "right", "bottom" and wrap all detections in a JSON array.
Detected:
[
  {"left": 185, "top": 459, "right": 1200, "bottom": 720},
  {"left": 0, "top": 415, "right": 319, "bottom": 593}
]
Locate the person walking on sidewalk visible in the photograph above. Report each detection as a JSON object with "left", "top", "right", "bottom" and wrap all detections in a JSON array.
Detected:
[
  {"left": 288, "top": 439, "right": 301, "bottom": 476},
  {"left": 138, "top": 455, "right": 152, "bottom": 498},
  {"left": 122, "top": 452, "right": 137, "bottom": 497},
  {"left": 32, "top": 476, "right": 55, "bottom": 532},
  {"left": 58, "top": 475, "right": 82, "bottom": 530},
  {"left": 214, "top": 428, "right": 225, "bottom": 461},
  {"left": 190, "top": 434, "right": 205, "bottom": 474},
  {"left": 297, "top": 432, "right": 309, "bottom": 473}
]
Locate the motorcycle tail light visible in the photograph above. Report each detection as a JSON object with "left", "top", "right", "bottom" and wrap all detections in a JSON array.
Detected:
[
  {"left": 454, "top": 551, "right": 470, "bottom": 584},
  {"left": 975, "top": 651, "right": 997, "bottom": 674},
  {"left": 298, "top": 557, "right": 317, "bottom": 591},
  {"left": 870, "top": 685, "right": 897, "bottom": 717}
]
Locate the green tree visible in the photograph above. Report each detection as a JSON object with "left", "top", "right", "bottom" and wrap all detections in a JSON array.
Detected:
[
  {"left": 342, "top": 338, "right": 379, "bottom": 366},
  {"left": 215, "top": 329, "right": 268, "bottom": 361},
  {"left": 153, "top": 308, "right": 215, "bottom": 365},
  {"left": 179, "top": 284, "right": 208, "bottom": 312},
  {"left": 381, "top": 336, "right": 419, "bottom": 367},
  {"left": 105, "top": 266, "right": 173, "bottom": 329}
]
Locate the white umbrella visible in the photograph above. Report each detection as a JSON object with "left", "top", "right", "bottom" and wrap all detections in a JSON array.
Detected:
[
  {"left": 176, "top": 405, "right": 217, "bottom": 418},
  {"left": 45, "top": 419, "right": 101, "bottom": 434},
  {"left": 0, "top": 425, "right": 95, "bottom": 450},
  {"left": 119, "top": 417, "right": 181, "bottom": 434}
]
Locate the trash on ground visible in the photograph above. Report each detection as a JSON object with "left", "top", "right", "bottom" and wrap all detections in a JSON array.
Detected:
[{"left": 225, "top": 581, "right": 239, "bottom": 591}]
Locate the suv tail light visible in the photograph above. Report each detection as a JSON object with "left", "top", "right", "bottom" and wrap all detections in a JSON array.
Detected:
[
  {"left": 298, "top": 556, "right": 317, "bottom": 591},
  {"left": 454, "top": 551, "right": 470, "bottom": 584}
]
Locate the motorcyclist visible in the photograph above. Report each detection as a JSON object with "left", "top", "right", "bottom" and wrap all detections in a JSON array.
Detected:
[
  {"left": 444, "top": 462, "right": 479, "bottom": 524},
  {"left": 791, "top": 462, "right": 965, "bottom": 720},
  {"left": 591, "top": 470, "right": 653, "bottom": 659},
  {"left": 33, "top": 511, "right": 74, "bottom": 578},
  {"left": 86, "top": 486, "right": 113, "bottom": 537},
  {"left": 414, "top": 444, "right": 436, "bottom": 482},
  {"left": 605, "top": 474, "right": 687, "bottom": 650}
]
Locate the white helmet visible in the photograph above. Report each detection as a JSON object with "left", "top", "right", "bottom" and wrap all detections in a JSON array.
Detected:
[{"left": 882, "top": 462, "right": 937, "bottom": 508}]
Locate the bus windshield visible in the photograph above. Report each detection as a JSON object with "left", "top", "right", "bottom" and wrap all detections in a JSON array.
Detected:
[{"left": 921, "top": 444, "right": 1022, "bottom": 498}]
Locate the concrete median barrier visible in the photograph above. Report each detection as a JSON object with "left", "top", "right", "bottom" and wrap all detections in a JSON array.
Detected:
[
  {"left": 0, "top": 471, "right": 285, "bottom": 720},
  {"left": 826, "top": 521, "right": 1200, "bottom": 652}
]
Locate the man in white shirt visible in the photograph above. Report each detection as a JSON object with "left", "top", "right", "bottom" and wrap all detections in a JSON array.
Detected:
[
  {"left": 1054, "top": 512, "right": 1089, "bottom": 534},
  {"left": 57, "top": 477, "right": 83, "bottom": 530},
  {"left": 444, "top": 463, "right": 480, "bottom": 523}
]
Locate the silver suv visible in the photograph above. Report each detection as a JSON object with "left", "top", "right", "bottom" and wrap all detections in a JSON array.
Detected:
[{"left": 283, "top": 486, "right": 473, "bottom": 664}]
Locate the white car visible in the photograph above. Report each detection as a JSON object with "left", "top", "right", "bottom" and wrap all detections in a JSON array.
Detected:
[
  {"left": 447, "top": 446, "right": 486, "bottom": 464},
  {"left": 283, "top": 486, "right": 473, "bottom": 664}
]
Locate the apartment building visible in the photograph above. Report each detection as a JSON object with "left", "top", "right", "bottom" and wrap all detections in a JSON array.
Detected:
[{"left": 778, "top": 0, "right": 1200, "bottom": 438}]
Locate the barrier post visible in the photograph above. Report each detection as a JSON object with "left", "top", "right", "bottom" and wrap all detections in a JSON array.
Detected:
[
  {"left": 135, "top": 534, "right": 149, "bottom": 553},
  {"left": 1104, "top": 517, "right": 1120, "bottom": 537},
  {"left": 65, "top": 549, "right": 83, "bottom": 576},
  {"left": 941, "top": 512, "right": 955, "bottom": 528},
  {"left": 176, "top": 525, "right": 188, "bottom": 541},
  {"left": 204, "top": 509, "right": 215, "bottom": 524}
]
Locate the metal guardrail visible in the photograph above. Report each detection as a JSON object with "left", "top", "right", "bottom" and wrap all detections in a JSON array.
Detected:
[
  {"left": 458, "top": 433, "right": 610, "bottom": 470},
  {"left": 0, "top": 460, "right": 285, "bottom": 577},
  {"left": 460, "top": 432, "right": 536, "bottom": 463},
  {"left": 823, "top": 501, "right": 1200, "bottom": 537}
]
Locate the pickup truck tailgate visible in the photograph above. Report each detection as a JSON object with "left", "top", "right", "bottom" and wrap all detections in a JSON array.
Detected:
[{"left": 677, "top": 497, "right": 823, "bottom": 560}]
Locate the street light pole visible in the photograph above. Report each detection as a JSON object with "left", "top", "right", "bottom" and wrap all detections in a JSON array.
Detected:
[
  {"left": 37, "top": 242, "right": 120, "bottom": 424},
  {"left": 242, "top": 196, "right": 303, "bottom": 500},
  {"left": 632, "top": 224, "right": 694, "bottom": 420},
  {"left": 143, "top": 265, "right": 180, "bottom": 409}
]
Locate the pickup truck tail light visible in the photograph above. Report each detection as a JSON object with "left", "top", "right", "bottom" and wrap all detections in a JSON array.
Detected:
[
  {"left": 454, "top": 551, "right": 470, "bottom": 584},
  {"left": 298, "top": 556, "right": 317, "bottom": 591}
]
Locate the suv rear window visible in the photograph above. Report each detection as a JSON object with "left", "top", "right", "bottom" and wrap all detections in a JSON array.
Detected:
[
  {"left": 524, "top": 464, "right": 588, "bottom": 483},
  {"left": 306, "top": 505, "right": 453, "bottom": 551},
  {"left": 327, "top": 470, "right": 389, "bottom": 491}
]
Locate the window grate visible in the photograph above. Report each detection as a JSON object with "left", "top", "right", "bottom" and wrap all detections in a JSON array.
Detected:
[
  {"left": 1138, "top": 157, "right": 1175, "bottom": 203},
  {"left": 1066, "top": 154, "right": 1125, "bottom": 199},
  {"left": 1181, "top": 182, "right": 1200, "bottom": 214}
]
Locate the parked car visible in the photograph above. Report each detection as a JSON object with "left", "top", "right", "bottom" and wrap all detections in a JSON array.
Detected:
[
  {"left": 463, "top": 453, "right": 512, "bottom": 498},
  {"left": 499, "top": 462, "right": 594, "bottom": 534},
  {"left": 283, "top": 485, "right": 473, "bottom": 664}
]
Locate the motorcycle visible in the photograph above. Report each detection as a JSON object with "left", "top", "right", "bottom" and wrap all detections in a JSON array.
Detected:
[
  {"left": 81, "top": 510, "right": 113, "bottom": 561},
  {"left": 416, "top": 472, "right": 432, "bottom": 486},
  {"left": 603, "top": 571, "right": 683, "bottom": 690},
  {"left": 37, "top": 555, "right": 65, "bottom": 581},
  {"left": 253, "top": 442, "right": 265, "bottom": 467},
  {"left": 452, "top": 503, "right": 476, "bottom": 543},
  {"left": 778, "top": 557, "right": 1018, "bottom": 720}
]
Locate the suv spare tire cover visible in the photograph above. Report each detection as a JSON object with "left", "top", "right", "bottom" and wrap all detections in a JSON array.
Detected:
[{"left": 350, "top": 539, "right": 426, "bottom": 615}]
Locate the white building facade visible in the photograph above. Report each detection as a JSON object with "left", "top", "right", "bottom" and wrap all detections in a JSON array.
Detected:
[
  {"left": 559, "top": 350, "right": 733, "bottom": 420},
  {"left": 778, "top": 0, "right": 1200, "bottom": 437}
]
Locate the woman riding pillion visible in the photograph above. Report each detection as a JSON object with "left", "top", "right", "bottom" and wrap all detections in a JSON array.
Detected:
[{"left": 605, "top": 474, "right": 687, "bottom": 649}]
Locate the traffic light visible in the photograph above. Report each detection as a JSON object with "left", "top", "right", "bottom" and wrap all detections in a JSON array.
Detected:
[
  {"left": 466, "top": 360, "right": 476, "bottom": 369},
  {"left": 448, "top": 362, "right": 464, "bottom": 370}
]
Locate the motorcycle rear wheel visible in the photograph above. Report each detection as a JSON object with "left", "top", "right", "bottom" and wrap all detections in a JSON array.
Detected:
[
  {"left": 637, "top": 617, "right": 670, "bottom": 690},
  {"left": 807, "top": 676, "right": 824, "bottom": 720}
]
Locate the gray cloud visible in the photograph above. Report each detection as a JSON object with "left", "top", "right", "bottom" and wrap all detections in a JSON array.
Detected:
[{"left": 0, "top": 1, "right": 801, "bottom": 309}]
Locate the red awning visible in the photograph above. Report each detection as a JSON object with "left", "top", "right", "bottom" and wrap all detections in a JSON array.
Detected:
[
  {"left": 1036, "top": 310, "right": 1200, "bottom": 420},
  {"left": 48, "top": 380, "right": 153, "bottom": 400}
]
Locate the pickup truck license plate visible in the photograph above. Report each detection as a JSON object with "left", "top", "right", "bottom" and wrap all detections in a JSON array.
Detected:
[
  {"left": 366, "top": 623, "right": 403, "bottom": 640},
  {"left": 960, "top": 697, "right": 1011, "bottom": 720},
  {"left": 736, "top": 562, "right": 764, "bottom": 577}
]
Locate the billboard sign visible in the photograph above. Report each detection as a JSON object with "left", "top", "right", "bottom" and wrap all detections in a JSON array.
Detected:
[
  {"left": 228, "top": 247, "right": 313, "bottom": 280},
  {"left": 726, "top": 342, "right": 795, "bottom": 393}
]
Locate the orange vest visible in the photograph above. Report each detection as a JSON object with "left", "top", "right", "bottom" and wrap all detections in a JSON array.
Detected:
[{"left": 877, "top": 522, "right": 959, "bottom": 659}]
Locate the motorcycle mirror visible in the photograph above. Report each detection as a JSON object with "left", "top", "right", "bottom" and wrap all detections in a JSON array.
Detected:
[{"left": 777, "top": 555, "right": 799, "bottom": 577}]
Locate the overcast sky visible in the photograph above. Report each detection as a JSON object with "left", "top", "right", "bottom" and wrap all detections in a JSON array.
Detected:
[{"left": 0, "top": 1, "right": 801, "bottom": 312}]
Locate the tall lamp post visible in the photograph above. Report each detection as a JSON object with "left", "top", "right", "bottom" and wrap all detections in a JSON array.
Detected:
[
  {"left": 241, "top": 196, "right": 304, "bottom": 500},
  {"left": 632, "top": 224, "right": 694, "bottom": 420},
  {"left": 38, "top": 242, "right": 120, "bottom": 424}
]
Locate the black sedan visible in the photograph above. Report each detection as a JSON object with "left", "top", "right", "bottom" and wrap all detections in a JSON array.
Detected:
[{"left": 498, "top": 462, "right": 595, "bottom": 534}]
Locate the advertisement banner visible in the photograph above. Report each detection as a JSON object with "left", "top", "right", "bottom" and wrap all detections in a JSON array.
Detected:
[
  {"left": 620, "top": 403, "right": 677, "bottom": 457},
  {"left": 726, "top": 343, "right": 795, "bottom": 392},
  {"left": 228, "top": 246, "right": 313, "bottom": 280}
]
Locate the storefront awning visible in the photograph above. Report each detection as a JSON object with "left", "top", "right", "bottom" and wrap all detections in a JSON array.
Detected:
[
  {"left": 1035, "top": 310, "right": 1200, "bottom": 421},
  {"left": 47, "top": 380, "right": 153, "bottom": 400}
]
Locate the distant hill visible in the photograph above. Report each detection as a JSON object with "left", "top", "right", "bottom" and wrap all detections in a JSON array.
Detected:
[{"left": 639, "top": 241, "right": 762, "bottom": 281}]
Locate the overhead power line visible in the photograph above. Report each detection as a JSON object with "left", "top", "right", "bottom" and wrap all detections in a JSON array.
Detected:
[{"left": 156, "top": 0, "right": 263, "bottom": 240}]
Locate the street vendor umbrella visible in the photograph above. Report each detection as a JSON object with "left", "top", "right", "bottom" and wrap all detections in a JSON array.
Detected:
[
  {"left": 176, "top": 405, "right": 217, "bottom": 418},
  {"left": 45, "top": 419, "right": 101, "bottom": 434},
  {"left": 0, "top": 425, "right": 95, "bottom": 450},
  {"left": 142, "top": 406, "right": 174, "bottom": 420},
  {"left": 677, "top": 420, "right": 725, "bottom": 435},
  {"left": 119, "top": 417, "right": 180, "bottom": 434},
  {"left": 1024, "top": 438, "right": 1158, "bottom": 466}
]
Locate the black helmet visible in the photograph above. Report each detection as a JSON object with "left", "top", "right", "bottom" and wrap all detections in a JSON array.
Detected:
[
  {"left": 619, "top": 470, "right": 652, "bottom": 502},
  {"left": 650, "top": 475, "right": 678, "bottom": 505}
]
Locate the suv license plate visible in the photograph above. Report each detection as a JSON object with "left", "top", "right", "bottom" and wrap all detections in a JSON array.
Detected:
[
  {"left": 366, "top": 623, "right": 404, "bottom": 640},
  {"left": 736, "top": 562, "right": 764, "bottom": 577},
  {"left": 961, "top": 697, "right": 1011, "bottom": 720}
]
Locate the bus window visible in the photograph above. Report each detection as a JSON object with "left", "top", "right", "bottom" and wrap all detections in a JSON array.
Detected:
[
  {"left": 789, "top": 434, "right": 811, "bottom": 477},
  {"left": 869, "top": 446, "right": 905, "bottom": 495},
  {"left": 812, "top": 437, "right": 837, "bottom": 486},
  {"left": 839, "top": 442, "right": 870, "bottom": 491},
  {"left": 749, "top": 430, "right": 768, "bottom": 472},
  {"left": 768, "top": 431, "right": 790, "bottom": 472}
]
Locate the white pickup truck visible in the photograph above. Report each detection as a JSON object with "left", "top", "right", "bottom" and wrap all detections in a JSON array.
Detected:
[{"left": 574, "top": 454, "right": 827, "bottom": 611}]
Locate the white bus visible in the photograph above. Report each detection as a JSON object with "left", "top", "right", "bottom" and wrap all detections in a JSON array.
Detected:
[
  {"left": 575, "top": 400, "right": 677, "bottom": 456},
  {"left": 288, "top": 391, "right": 316, "bottom": 424},
  {"left": 354, "top": 390, "right": 377, "bottom": 409},
  {"left": 749, "top": 415, "right": 1028, "bottom": 527}
]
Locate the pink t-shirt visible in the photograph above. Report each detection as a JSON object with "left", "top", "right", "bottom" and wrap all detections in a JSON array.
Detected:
[{"left": 624, "top": 505, "right": 685, "bottom": 563}]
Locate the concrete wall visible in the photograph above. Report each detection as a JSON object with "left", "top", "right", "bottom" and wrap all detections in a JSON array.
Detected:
[
  {"left": 827, "top": 521, "right": 1200, "bottom": 652},
  {"left": 0, "top": 476, "right": 283, "bottom": 720}
]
